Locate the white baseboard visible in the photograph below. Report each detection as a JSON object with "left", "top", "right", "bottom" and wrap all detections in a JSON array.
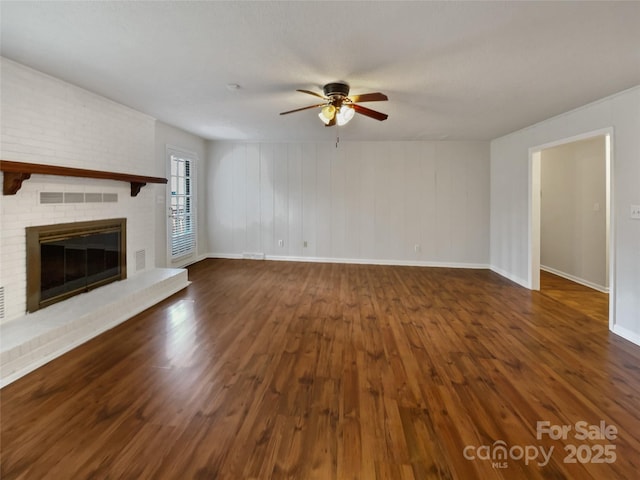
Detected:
[
  {"left": 489, "top": 265, "right": 529, "bottom": 288},
  {"left": 612, "top": 324, "right": 640, "bottom": 347},
  {"left": 208, "top": 253, "right": 243, "bottom": 260},
  {"left": 207, "top": 253, "right": 488, "bottom": 270},
  {"left": 540, "top": 265, "right": 608, "bottom": 293}
]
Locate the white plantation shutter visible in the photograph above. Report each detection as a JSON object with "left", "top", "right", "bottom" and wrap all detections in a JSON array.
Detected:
[{"left": 169, "top": 150, "right": 196, "bottom": 260}]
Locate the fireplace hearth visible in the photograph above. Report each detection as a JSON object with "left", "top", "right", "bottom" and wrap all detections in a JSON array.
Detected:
[{"left": 26, "top": 219, "right": 126, "bottom": 312}]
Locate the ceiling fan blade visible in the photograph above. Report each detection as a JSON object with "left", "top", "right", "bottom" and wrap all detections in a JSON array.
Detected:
[
  {"left": 349, "top": 92, "right": 388, "bottom": 103},
  {"left": 280, "top": 103, "right": 326, "bottom": 115},
  {"left": 297, "top": 89, "right": 327, "bottom": 100},
  {"left": 352, "top": 103, "right": 388, "bottom": 121}
]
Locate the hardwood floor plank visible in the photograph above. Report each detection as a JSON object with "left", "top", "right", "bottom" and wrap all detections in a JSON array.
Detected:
[
  {"left": 2, "top": 259, "right": 638, "bottom": 479},
  {"left": 540, "top": 271, "right": 609, "bottom": 324}
]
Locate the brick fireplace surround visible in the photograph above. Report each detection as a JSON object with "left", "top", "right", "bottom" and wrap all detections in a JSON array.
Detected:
[{"left": 0, "top": 58, "right": 191, "bottom": 387}]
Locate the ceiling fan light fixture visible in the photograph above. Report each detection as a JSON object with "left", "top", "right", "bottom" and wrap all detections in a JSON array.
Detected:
[
  {"left": 280, "top": 82, "right": 388, "bottom": 126},
  {"left": 318, "top": 111, "right": 332, "bottom": 125},
  {"left": 336, "top": 105, "right": 355, "bottom": 126},
  {"left": 321, "top": 104, "right": 336, "bottom": 120}
]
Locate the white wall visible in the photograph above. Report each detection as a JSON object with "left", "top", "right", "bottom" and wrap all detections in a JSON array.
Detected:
[
  {"left": 541, "top": 137, "right": 607, "bottom": 290},
  {"left": 490, "top": 86, "right": 640, "bottom": 344},
  {"left": 0, "top": 58, "right": 157, "bottom": 323},
  {"left": 206, "top": 141, "right": 490, "bottom": 266},
  {"left": 154, "top": 121, "right": 208, "bottom": 267}
]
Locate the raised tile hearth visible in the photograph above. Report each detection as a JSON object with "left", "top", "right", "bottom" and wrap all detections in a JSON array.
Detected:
[{"left": 0, "top": 268, "right": 189, "bottom": 387}]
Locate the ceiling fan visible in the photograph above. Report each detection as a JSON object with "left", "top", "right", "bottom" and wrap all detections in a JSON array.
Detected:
[{"left": 280, "top": 82, "right": 388, "bottom": 127}]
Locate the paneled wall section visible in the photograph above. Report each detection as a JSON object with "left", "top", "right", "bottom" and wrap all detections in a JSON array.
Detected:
[{"left": 207, "top": 141, "right": 490, "bottom": 266}]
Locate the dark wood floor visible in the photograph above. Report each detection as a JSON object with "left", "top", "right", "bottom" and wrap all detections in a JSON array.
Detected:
[
  {"left": 2, "top": 259, "right": 639, "bottom": 479},
  {"left": 539, "top": 270, "right": 609, "bottom": 324}
]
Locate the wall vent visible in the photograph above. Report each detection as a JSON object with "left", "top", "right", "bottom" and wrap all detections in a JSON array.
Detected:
[
  {"left": 40, "top": 192, "right": 64, "bottom": 204},
  {"left": 64, "top": 192, "right": 85, "bottom": 203},
  {"left": 135, "top": 249, "right": 146, "bottom": 271},
  {"left": 39, "top": 192, "right": 118, "bottom": 204},
  {"left": 0, "top": 286, "right": 5, "bottom": 320},
  {"left": 85, "top": 193, "right": 103, "bottom": 203}
]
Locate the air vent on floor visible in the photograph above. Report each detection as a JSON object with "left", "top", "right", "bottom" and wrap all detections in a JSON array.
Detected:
[
  {"left": 39, "top": 192, "right": 119, "bottom": 204},
  {"left": 0, "top": 286, "right": 5, "bottom": 320},
  {"left": 242, "top": 252, "right": 266, "bottom": 260},
  {"left": 135, "top": 249, "right": 146, "bottom": 271}
]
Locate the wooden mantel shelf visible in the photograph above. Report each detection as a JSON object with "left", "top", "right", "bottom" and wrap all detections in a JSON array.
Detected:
[{"left": 0, "top": 160, "right": 167, "bottom": 196}]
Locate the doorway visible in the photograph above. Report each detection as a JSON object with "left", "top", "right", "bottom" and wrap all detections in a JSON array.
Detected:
[
  {"left": 167, "top": 146, "right": 198, "bottom": 266},
  {"left": 529, "top": 129, "right": 613, "bottom": 328}
]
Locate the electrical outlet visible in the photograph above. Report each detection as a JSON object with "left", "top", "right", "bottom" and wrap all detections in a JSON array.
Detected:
[
  {"left": 414, "top": 244, "right": 421, "bottom": 253},
  {"left": 278, "top": 239, "right": 284, "bottom": 247},
  {"left": 303, "top": 241, "right": 308, "bottom": 248},
  {"left": 631, "top": 205, "right": 640, "bottom": 219}
]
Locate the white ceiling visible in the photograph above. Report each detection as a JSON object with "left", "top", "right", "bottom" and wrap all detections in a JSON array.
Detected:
[{"left": 1, "top": 1, "right": 639, "bottom": 142}]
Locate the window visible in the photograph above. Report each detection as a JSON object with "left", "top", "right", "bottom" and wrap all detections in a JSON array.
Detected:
[{"left": 168, "top": 149, "right": 196, "bottom": 260}]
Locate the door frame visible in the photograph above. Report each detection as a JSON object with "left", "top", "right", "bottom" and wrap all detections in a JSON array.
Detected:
[
  {"left": 528, "top": 127, "right": 614, "bottom": 329},
  {"left": 166, "top": 144, "right": 198, "bottom": 267}
]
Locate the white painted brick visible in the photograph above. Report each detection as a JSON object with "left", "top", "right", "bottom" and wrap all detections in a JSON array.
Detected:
[{"left": 1, "top": 58, "right": 158, "bottom": 323}]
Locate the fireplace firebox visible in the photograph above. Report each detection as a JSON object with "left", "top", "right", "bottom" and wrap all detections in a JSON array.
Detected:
[{"left": 26, "top": 219, "right": 126, "bottom": 312}]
